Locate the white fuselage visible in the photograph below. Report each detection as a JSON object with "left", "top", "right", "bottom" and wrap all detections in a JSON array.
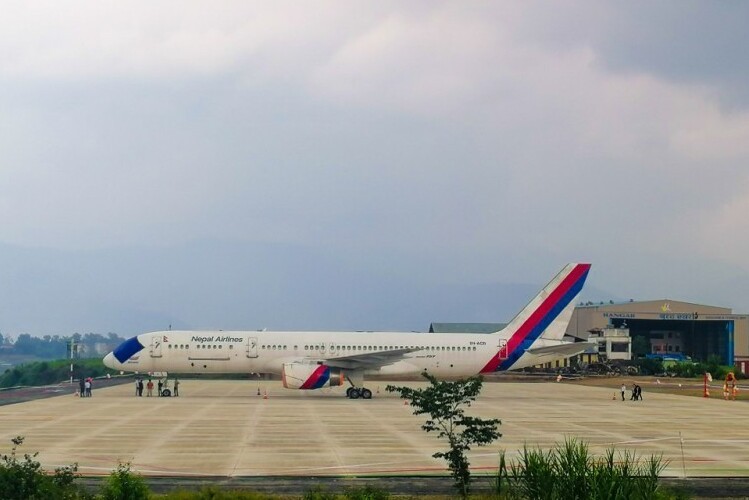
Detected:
[{"left": 109, "top": 329, "right": 561, "bottom": 377}]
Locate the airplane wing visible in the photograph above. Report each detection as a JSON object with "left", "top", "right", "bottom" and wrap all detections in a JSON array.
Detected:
[
  {"left": 310, "top": 348, "right": 420, "bottom": 370},
  {"left": 526, "top": 342, "right": 597, "bottom": 357}
]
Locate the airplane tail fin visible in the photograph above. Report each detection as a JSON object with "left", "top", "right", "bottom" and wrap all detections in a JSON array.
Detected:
[{"left": 481, "top": 263, "right": 591, "bottom": 372}]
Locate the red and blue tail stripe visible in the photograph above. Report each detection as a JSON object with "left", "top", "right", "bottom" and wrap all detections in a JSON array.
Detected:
[
  {"left": 300, "top": 365, "right": 331, "bottom": 389},
  {"left": 480, "top": 263, "right": 591, "bottom": 373}
]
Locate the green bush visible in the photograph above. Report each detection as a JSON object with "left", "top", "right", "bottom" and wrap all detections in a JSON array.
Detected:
[
  {"left": 303, "top": 485, "right": 337, "bottom": 500},
  {"left": 157, "top": 487, "right": 277, "bottom": 499},
  {"left": 635, "top": 358, "right": 664, "bottom": 376},
  {"left": 344, "top": 484, "right": 390, "bottom": 500},
  {"left": 0, "top": 436, "right": 89, "bottom": 500},
  {"left": 100, "top": 462, "right": 150, "bottom": 500},
  {"left": 493, "top": 438, "right": 671, "bottom": 500}
]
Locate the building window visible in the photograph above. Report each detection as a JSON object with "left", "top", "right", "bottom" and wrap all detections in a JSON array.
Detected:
[{"left": 611, "top": 343, "right": 629, "bottom": 353}]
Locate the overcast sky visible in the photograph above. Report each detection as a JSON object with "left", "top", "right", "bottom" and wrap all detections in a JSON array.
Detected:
[{"left": 2, "top": 2, "right": 749, "bottom": 335}]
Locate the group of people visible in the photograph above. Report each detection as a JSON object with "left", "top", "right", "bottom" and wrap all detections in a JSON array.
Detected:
[
  {"left": 78, "top": 377, "right": 93, "bottom": 397},
  {"left": 620, "top": 383, "right": 643, "bottom": 401},
  {"left": 134, "top": 377, "right": 179, "bottom": 397}
]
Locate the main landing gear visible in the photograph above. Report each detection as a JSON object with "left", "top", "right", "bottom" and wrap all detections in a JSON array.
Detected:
[{"left": 346, "top": 386, "right": 372, "bottom": 400}]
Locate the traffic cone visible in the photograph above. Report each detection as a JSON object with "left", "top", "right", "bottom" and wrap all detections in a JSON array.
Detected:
[
  {"left": 257, "top": 387, "right": 261, "bottom": 396},
  {"left": 376, "top": 386, "right": 380, "bottom": 394},
  {"left": 263, "top": 389, "right": 268, "bottom": 400},
  {"left": 612, "top": 393, "right": 616, "bottom": 400},
  {"left": 404, "top": 400, "right": 409, "bottom": 406}
]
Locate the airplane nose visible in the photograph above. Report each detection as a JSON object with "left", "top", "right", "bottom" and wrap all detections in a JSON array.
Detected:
[{"left": 103, "top": 352, "right": 116, "bottom": 369}]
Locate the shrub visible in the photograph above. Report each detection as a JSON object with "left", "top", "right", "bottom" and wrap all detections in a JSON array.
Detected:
[
  {"left": 100, "top": 462, "right": 150, "bottom": 500},
  {"left": 0, "top": 436, "right": 89, "bottom": 500},
  {"left": 493, "top": 438, "right": 669, "bottom": 500},
  {"left": 303, "top": 485, "right": 337, "bottom": 500},
  {"left": 344, "top": 484, "right": 390, "bottom": 500}
]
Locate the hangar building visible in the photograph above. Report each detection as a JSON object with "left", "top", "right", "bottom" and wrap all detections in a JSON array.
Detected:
[{"left": 567, "top": 300, "right": 749, "bottom": 371}]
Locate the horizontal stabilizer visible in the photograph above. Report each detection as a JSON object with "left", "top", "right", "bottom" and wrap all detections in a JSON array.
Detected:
[{"left": 526, "top": 342, "right": 597, "bottom": 357}]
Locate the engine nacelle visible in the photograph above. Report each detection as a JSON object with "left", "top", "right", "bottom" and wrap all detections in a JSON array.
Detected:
[{"left": 282, "top": 363, "right": 345, "bottom": 390}]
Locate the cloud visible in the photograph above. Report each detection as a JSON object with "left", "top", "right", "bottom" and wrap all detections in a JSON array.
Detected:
[{"left": 0, "top": 1, "right": 748, "bottom": 315}]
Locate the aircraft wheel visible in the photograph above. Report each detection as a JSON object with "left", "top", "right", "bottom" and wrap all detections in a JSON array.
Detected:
[
  {"left": 348, "top": 388, "right": 361, "bottom": 399},
  {"left": 361, "top": 388, "right": 372, "bottom": 399},
  {"left": 161, "top": 389, "right": 171, "bottom": 397},
  {"left": 346, "top": 387, "right": 355, "bottom": 398}
]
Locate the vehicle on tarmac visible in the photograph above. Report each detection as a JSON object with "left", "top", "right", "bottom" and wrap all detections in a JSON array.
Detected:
[{"left": 104, "top": 263, "right": 594, "bottom": 399}]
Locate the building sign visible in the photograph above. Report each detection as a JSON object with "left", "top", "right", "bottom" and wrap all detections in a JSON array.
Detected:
[
  {"left": 658, "top": 313, "right": 696, "bottom": 320},
  {"left": 603, "top": 313, "right": 636, "bottom": 319}
]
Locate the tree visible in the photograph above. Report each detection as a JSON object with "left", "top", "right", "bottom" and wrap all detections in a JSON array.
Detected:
[
  {"left": 631, "top": 335, "right": 649, "bottom": 358},
  {"left": 387, "top": 373, "right": 501, "bottom": 498}
]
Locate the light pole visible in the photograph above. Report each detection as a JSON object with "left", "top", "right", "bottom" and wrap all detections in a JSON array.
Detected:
[{"left": 68, "top": 340, "right": 78, "bottom": 384}]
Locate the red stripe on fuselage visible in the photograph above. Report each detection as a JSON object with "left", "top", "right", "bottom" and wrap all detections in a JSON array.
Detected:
[{"left": 479, "top": 264, "right": 590, "bottom": 373}]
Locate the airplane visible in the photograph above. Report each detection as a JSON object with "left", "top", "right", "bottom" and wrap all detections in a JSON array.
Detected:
[{"left": 104, "top": 263, "right": 593, "bottom": 399}]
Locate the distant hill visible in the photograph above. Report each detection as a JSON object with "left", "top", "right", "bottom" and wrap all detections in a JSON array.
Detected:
[{"left": 0, "top": 240, "right": 608, "bottom": 337}]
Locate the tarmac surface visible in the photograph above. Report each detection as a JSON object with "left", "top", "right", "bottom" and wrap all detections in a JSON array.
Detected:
[{"left": 0, "top": 379, "right": 747, "bottom": 479}]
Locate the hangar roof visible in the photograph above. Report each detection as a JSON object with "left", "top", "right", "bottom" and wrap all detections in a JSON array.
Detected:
[{"left": 575, "top": 300, "right": 731, "bottom": 315}]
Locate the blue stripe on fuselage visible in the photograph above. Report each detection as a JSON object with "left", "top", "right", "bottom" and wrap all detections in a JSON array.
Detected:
[{"left": 113, "top": 336, "right": 145, "bottom": 363}]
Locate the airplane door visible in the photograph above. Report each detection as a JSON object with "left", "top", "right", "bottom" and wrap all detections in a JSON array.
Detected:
[
  {"left": 246, "top": 337, "right": 258, "bottom": 358},
  {"left": 498, "top": 339, "right": 508, "bottom": 360},
  {"left": 151, "top": 336, "right": 163, "bottom": 358}
]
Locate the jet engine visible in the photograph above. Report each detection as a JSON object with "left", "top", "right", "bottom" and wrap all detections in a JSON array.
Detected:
[{"left": 282, "top": 363, "right": 345, "bottom": 390}]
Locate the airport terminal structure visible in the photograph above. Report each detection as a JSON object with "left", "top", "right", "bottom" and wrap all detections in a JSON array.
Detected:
[
  {"left": 567, "top": 300, "right": 749, "bottom": 371},
  {"left": 431, "top": 300, "right": 749, "bottom": 372}
]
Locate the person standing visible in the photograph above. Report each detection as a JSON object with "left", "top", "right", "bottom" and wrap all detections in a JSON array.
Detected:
[
  {"left": 138, "top": 378, "right": 144, "bottom": 397},
  {"left": 79, "top": 378, "right": 86, "bottom": 397},
  {"left": 157, "top": 379, "right": 163, "bottom": 397},
  {"left": 135, "top": 378, "right": 140, "bottom": 396},
  {"left": 173, "top": 378, "right": 180, "bottom": 397},
  {"left": 146, "top": 379, "right": 154, "bottom": 397},
  {"left": 84, "top": 378, "right": 92, "bottom": 397},
  {"left": 620, "top": 383, "right": 626, "bottom": 401}
]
